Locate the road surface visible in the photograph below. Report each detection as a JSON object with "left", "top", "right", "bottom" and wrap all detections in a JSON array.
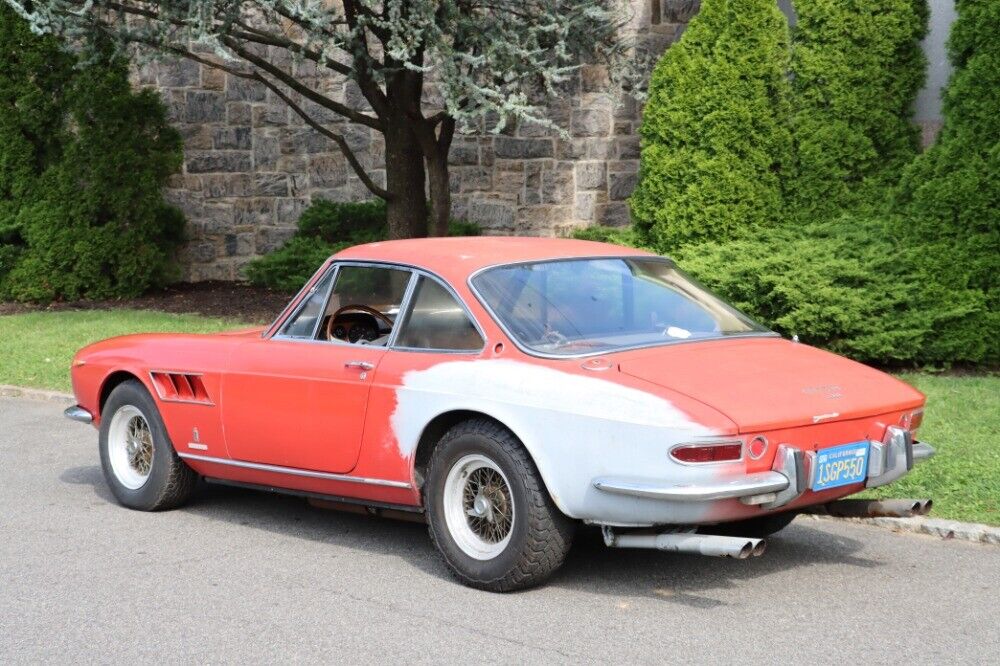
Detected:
[{"left": 1, "top": 397, "right": 997, "bottom": 663}]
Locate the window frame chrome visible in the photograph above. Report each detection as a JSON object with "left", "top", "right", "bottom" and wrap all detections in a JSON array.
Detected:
[
  {"left": 466, "top": 255, "right": 779, "bottom": 361},
  {"left": 272, "top": 263, "right": 340, "bottom": 341},
  {"left": 265, "top": 258, "right": 487, "bottom": 355}
]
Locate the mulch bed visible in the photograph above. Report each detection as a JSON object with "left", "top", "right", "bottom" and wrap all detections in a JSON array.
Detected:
[{"left": 0, "top": 281, "right": 294, "bottom": 324}]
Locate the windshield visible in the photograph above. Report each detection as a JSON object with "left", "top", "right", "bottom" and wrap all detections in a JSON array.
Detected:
[{"left": 472, "top": 257, "right": 772, "bottom": 356}]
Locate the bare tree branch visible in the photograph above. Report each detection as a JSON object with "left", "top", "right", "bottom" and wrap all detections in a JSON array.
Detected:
[
  {"left": 256, "top": 73, "right": 390, "bottom": 200},
  {"left": 223, "top": 37, "right": 383, "bottom": 130}
]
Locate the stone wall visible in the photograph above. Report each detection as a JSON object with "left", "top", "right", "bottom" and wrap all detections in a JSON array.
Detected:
[{"left": 143, "top": 1, "right": 696, "bottom": 281}]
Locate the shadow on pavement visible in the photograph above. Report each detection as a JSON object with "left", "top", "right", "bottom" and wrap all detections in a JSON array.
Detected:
[{"left": 61, "top": 464, "right": 879, "bottom": 602}]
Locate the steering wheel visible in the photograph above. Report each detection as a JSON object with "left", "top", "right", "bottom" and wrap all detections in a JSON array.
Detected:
[{"left": 325, "top": 304, "right": 395, "bottom": 342}]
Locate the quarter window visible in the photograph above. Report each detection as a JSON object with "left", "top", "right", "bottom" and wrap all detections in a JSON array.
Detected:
[
  {"left": 280, "top": 269, "right": 335, "bottom": 338},
  {"left": 396, "top": 277, "right": 484, "bottom": 351}
]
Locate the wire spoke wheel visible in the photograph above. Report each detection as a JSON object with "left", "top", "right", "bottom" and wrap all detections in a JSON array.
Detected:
[
  {"left": 443, "top": 454, "right": 516, "bottom": 560},
  {"left": 107, "top": 405, "right": 155, "bottom": 490}
]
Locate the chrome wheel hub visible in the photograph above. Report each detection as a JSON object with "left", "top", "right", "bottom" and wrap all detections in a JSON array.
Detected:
[
  {"left": 443, "top": 454, "right": 516, "bottom": 560},
  {"left": 108, "top": 405, "right": 154, "bottom": 490}
]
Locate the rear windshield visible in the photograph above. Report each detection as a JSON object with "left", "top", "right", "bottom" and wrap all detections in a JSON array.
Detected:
[{"left": 471, "top": 257, "right": 772, "bottom": 356}]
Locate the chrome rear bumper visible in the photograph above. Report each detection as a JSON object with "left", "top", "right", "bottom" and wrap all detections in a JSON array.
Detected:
[
  {"left": 592, "top": 429, "right": 935, "bottom": 506},
  {"left": 593, "top": 472, "right": 789, "bottom": 502},
  {"left": 63, "top": 405, "right": 93, "bottom": 424}
]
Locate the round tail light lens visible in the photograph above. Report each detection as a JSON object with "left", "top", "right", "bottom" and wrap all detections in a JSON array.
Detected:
[{"left": 748, "top": 435, "right": 769, "bottom": 460}]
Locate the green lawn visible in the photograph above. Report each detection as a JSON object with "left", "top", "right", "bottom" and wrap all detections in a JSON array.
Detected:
[
  {"left": 862, "top": 373, "right": 999, "bottom": 526},
  {"left": 1, "top": 311, "right": 996, "bottom": 524},
  {"left": 0, "top": 310, "right": 246, "bottom": 392}
]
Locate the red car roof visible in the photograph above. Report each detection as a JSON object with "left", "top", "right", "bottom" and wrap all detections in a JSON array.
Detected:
[{"left": 331, "top": 236, "right": 657, "bottom": 279}]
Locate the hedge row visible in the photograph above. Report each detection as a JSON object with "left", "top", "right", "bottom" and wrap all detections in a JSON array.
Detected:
[
  {"left": 0, "top": 7, "right": 184, "bottom": 302},
  {"left": 586, "top": 0, "right": 997, "bottom": 366}
]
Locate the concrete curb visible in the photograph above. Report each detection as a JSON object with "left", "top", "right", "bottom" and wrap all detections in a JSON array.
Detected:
[
  {"left": 0, "top": 384, "right": 74, "bottom": 404},
  {"left": 808, "top": 514, "right": 1000, "bottom": 546}
]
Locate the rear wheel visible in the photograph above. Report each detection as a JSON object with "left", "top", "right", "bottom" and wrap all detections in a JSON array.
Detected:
[
  {"left": 701, "top": 511, "right": 798, "bottom": 539},
  {"left": 99, "top": 380, "right": 196, "bottom": 511},
  {"left": 425, "top": 419, "right": 574, "bottom": 592}
]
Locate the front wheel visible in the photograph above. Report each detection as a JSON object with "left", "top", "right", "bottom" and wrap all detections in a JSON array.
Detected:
[
  {"left": 425, "top": 419, "right": 574, "bottom": 592},
  {"left": 99, "top": 380, "right": 196, "bottom": 511}
]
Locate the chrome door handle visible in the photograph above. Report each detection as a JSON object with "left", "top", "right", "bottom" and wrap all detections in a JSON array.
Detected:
[{"left": 344, "top": 360, "right": 375, "bottom": 371}]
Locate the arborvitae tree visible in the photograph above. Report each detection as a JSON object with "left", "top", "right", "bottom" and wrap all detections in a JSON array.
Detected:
[
  {"left": 630, "top": 0, "right": 793, "bottom": 250},
  {"left": 893, "top": 0, "right": 999, "bottom": 362},
  {"left": 789, "top": 0, "right": 927, "bottom": 219},
  {"left": 0, "top": 4, "right": 74, "bottom": 280},
  {"left": 0, "top": 5, "right": 185, "bottom": 302}
]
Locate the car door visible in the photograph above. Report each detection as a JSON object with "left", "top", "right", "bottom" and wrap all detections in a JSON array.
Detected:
[{"left": 222, "top": 263, "right": 414, "bottom": 473}]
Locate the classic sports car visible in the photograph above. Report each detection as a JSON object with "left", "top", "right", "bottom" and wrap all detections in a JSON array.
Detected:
[{"left": 65, "top": 238, "right": 934, "bottom": 591}]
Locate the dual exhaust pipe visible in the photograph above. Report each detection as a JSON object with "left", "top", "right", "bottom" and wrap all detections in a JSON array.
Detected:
[
  {"left": 603, "top": 497, "right": 932, "bottom": 558},
  {"left": 803, "top": 498, "right": 933, "bottom": 519},
  {"left": 603, "top": 529, "right": 766, "bottom": 559}
]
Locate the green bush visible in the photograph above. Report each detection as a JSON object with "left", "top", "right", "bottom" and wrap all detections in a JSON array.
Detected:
[
  {"left": 0, "top": 7, "right": 183, "bottom": 303},
  {"left": 297, "top": 199, "right": 388, "bottom": 244},
  {"left": 789, "top": 0, "right": 927, "bottom": 218},
  {"left": 629, "top": 0, "right": 793, "bottom": 250},
  {"left": 673, "top": 217, "right": 992, "bottom": 365},
  {"left": 244, "top": 237, "right": 344, "bottom": 293},
  {"left": 246, "top": 198, "right": 480, "bottom": 291},
  {"left": 893, "top": 0, "right": 999, "bottom": 362}
]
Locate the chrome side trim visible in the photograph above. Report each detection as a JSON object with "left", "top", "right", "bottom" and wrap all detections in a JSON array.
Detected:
[
  {"left": 592, "top": 471, "right": 789, "bottom": 502},
  {"left": 63, "top": 405, "right": 93, "bottom": 425},
  {"left": 176, "top": 452, "right": 412, "bottom": 489}
]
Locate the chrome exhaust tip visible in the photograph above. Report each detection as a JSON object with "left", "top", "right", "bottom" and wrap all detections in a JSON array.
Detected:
[
  {"left": 603, "top": 529, "right": 767, "bottom": 559},
  {"left": 803, "top": 498, "right": 934, "bottom": 519}
]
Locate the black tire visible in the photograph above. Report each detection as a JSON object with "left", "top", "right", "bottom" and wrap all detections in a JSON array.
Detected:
[
  {"left": 99, "top": 380, "right": 196, "bottom": 511},
  {"left": 425, "top": 419, "right": 575, "bottom": 592},
  {"left": 700, "top": 511, "right": 798, "bottom": 539}
]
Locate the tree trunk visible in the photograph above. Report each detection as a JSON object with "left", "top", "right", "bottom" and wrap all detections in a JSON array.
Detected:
[
  {"left": 384, "top": 115, "right": 428, "bottom": 239},
  {"left": 427, "top": 150, "right": 451, "bottom": 237}
]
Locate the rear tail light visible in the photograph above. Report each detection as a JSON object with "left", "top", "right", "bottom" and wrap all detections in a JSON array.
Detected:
[
  {"left": 670, "top": 441, "right": 743, "bottom": 464},
  {"left": 901, "top": 409, "right": 924, "bottom": 433}
]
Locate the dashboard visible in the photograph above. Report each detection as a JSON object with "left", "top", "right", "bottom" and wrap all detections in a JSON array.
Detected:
[{"left": 324, "top": 311, "right": 391, "bottom": 344}]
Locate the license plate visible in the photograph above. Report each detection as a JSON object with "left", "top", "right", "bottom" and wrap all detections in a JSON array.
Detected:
[{"left": 812, "top": 441, "right": 870, "bottom": 491}]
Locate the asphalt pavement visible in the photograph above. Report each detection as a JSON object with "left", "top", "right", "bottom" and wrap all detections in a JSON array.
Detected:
[{"left": 1, "top": 397, "right": 998, "bottom": 664}]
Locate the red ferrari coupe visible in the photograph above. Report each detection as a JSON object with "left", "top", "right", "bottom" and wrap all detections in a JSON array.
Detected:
[{"left": 65, "top": 238, "right": 934, "bottom": 590}]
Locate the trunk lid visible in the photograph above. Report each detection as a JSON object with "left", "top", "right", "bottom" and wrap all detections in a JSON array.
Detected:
[{"left": 617, "top": 337, "right": 923, "bottom": 432}]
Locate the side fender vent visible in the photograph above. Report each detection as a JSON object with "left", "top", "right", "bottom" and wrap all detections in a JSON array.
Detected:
[{"left": 150, "top": 372, "right": 213, "bottom": 405}]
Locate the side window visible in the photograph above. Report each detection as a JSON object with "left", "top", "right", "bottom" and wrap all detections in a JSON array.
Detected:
[
  {"left": 324, "top": 265, "right": 412, "bottom": 344},
  {"left": 396, "top": 276, "right": 484, "bottom": 351},
  {"left": 280, "top": 269, "right": 335, "bottom": 338}
]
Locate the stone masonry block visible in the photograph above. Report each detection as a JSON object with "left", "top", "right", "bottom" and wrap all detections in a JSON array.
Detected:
[
  {"left": 571, "top": 108, "right": 612, "bottom": 138},
  {"left": 608, "top": 171, "right": 638, "bottom": 201},
  {"left": 469, "top": 199, "right": 516, "bottom": 232},
  {"left": 494, "top": 137, "right": 554, "bottom": 160},
  {"left": 575, "top": 161, "right": 606, "bottom": 190},
  {"left": 185, "top": 91, "right": 225, "bottom": 123},
  {"left": 186, "top": 151, "right": 253, "bottom": 174},
  {"left": 213, "top": 127, "right": 252, "bottom": 150}
]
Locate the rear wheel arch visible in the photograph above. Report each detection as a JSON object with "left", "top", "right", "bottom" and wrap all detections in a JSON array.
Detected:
[
  {"left": 412, "top": 410, "right": 564, "bottom": 512},
  {"left": 414, "top": 410, "right": 503, "bottom": 491}
]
